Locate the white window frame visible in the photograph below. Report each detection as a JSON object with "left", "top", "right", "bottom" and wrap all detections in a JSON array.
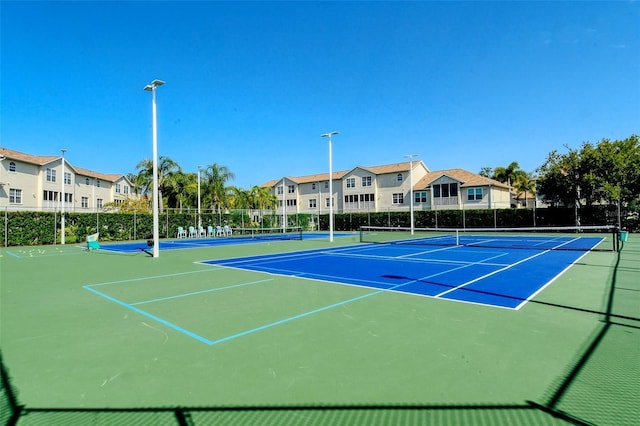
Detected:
[
  {"left": 414, "top": 191, "right": 428, "bottom": 203},
  {"left": 9, "top": 188, "right": 22, "bottom": 204},
  {"left": 467, "top": 188, "right": 483, "bottom": 201},
  {"left": 46, "top": 168, "right": 56, "bottom": 182}
]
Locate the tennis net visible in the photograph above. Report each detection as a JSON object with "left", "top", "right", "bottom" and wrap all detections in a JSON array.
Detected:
[
  {"left": 230, "top": 226, "right": 303, "bottom": 241},
  {"left": 359, "top": 225, "right": 619, "bottom": 252}
]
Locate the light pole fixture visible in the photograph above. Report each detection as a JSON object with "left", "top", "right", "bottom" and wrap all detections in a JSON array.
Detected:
[
  {"left": 197, "top": 165, "right": 202, "bottom": 229},
  {"left": 321, "top": 131, "right": 339, "bottom": 242},
  {"left": 404, "top": 154, "right": 419, "bottom": 235},
  {"left": 144, "top": 79, "right": 165, "bottom": 258},
  {"left": 60, "top": 148, "right": 67, "bottom": 244}
]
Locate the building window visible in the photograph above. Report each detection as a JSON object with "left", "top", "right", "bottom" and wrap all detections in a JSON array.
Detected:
[
  {"left": 309, "top": 199, "right": 317, "bottom": 208},
  {"left": 124, "top": 185, "right": 129, "bottom": 194},
  {"left": 85, "top": 178, "right": 90, "bottom": 185},
  {"left": 325, "top": 197, "right": 332, "bottom": 208},
  {"left": 288, "top": 184, "right": 295, "bottom": 194},
  {"left": 97, "top": 198, "right": 103, "bottom": 208},
  {"left": 43, "top": 190, "right": 56, "bottom": 202},
  {"left": 9, "top": 188, "right": 22, "bottom": 204},
  {"left": 97, "top": 180, "right": 101, "bottom": 188},
  {"left": 64, "top": 193, "right": 72, "bottom": 203},
  {"left": 81, "top": 197, "right": 89, "bottom": 208},
  {"left": 415, "top": 191, "right": 428, "bottom": 203},
  {"left": 346, "top": 177, "right": 355, "bottom": 188},
  {"left": 286, "top": 199, "right": 297, "bottom": 207},
  {"left": 311, "top": 183, "right": 316, "bottom": 190},
  {"left": 324, "top": 181, "right": 329, "bottom": 189},
  {"left": 392, "top": 193, "right": 404, "bottom": 204},
  {"left": 433, "top": 183, "right": 458, "bottom": 198},
  {"left": 362, "top": 176, "right": 372, "bottom": 187},
  {"left": 64, "top": 172, "right": 71, "bottom": 185},
  {"left": 9, "top": 162, "right": 16, "bottom": 172},
  {"left": 46, "top": 168, "right": 56, "bottom": 182},
  {"left": 276, "top": 186, "right": 283, "bottom": 195},
  {"left": 397, "top": 173, "right": 403, "bottom": 182},
  {"left": 359, "top": 193, "right": 374, "bottom": 202},
  {"left": 467, "top": 188, "right": 483, "bottom": 201},
  {"left": 115, "top": 183, "right": 121, "bottom": 193}
]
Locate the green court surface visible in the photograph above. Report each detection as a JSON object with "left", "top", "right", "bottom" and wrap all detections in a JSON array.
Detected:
[{"left": 1, "top": 233, "right": 638, "bottom": 425}]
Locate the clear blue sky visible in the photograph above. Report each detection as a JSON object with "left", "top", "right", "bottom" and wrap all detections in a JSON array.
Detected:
[{"left": 2, "top": 1, "right": 638, "bottom": 189}]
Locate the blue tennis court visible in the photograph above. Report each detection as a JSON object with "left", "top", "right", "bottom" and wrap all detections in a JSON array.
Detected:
[
  {"left": 96, "top": 232, "right": 345, "bottom": 253},
  {"left": 200, "top": 237, "right": 603, "bottom": 310}
]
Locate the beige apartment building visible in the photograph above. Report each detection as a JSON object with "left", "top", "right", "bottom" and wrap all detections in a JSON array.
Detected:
[
  {"left": 0, "top": 148, "right": 137, "bottom": 212},
  {"left": 263, "top": 160, "right": 512, "bottom": 216}
]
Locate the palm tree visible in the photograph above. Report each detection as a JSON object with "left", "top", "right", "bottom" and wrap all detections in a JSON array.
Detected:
[
  {"left": 492, "top": 161, "right": 526, "bottom": 187},
  {"left": 514, "top": 174, "right": 536, "bottom": 208},
  {"left": 136, "top": 156, "right": 181, "bottom": 213},
  {"left": 249, "top": 185, "right": 277, "bottom": 227},
  {"left": 201, "top": 163, "right": 235, "bottom": 214},
  {"left": 165, "top": 171, "right": 196, "bottom": 212},
  {"left": 227, "top": 186, "right": 250, "bottom": 210}
]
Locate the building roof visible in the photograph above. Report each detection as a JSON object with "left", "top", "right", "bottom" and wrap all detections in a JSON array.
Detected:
[
  {"left": 1, "top": 147, "right": 127, "bottom": 183},
  {"left": 0, "top": 147, "right": 59, "bottom": 166},
  {"left": 73, "top": 166, "right": 125, "bottom": 183},
  {"left": 262, "top": 161, "right": 428, "bottom": 187},
  {"left": 356, "top": 161, "right": 425, "bottom": 175},
  {"left": 414, "top": 168, "right": 510, "bottom": 190}
]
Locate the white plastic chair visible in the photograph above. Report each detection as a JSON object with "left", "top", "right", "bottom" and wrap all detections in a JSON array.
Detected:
[
  {"left": 188, "top": 226, "right": 197, "bottom": 238},
  {"left": 215, "top": 225, "right": 224, "bottom": 236},
  {"left": 176, "top": 227, "right": 187, "bottom": 238},
  {"left": 207, "top": 226, "right": 215, "bottom": 237},
  {"left": 224, "top": 225, "right": 233, "bottom": 236},
  {"left": 198, "top": 226, "right": 206, "bottom": 237}
]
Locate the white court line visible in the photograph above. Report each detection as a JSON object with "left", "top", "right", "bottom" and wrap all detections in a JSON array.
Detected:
[
  {"left": 86, "top": 267, "right": 224, "bottom": 287},
  {"left": 323, "top": 250, "right": 510, "bottom": 267},
  {"left": 131, "top": 278, "right": 274, "bottom": 305},
  {"left": 435, "top": 247, "right": 559, "bottom": 298}
]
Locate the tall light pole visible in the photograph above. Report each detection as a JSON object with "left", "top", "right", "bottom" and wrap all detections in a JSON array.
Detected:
[
  {"left": 144, "top": 79, "right": 165, "bottom": 258},
  {"left": 281, "top": 178, "right": 286, "bottom": 232},
  {"left": 197, "top": 165, "right": 202, "bottom": 229},
  {"left": 404, "top": 154, "right": 418, "bottom": 235},
  {"left": 321, "top": 131, "right": 339, "bottom": 242},
  {"left": 60, "top": 149, "right": 67, "bottom": 244}
]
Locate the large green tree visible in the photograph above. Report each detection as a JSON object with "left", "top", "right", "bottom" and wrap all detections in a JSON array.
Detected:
[{"left": 536, "top": 135, "right": 640, "bottom": 209}]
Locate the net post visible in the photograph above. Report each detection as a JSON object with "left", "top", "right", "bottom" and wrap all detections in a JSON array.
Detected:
[{"left": 456, "top": 229, "right": 460, "bottom": 246}]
